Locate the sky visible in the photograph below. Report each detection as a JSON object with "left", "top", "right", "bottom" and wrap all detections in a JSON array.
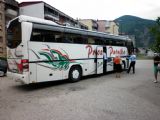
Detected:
[{"left": 16, "top": 0, "right": 160, "bottom": 20}]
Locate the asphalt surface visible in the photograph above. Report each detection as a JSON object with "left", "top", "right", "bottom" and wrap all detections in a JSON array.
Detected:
[{"left": 0, "top": 60, "right": 160, "bottom": 120}]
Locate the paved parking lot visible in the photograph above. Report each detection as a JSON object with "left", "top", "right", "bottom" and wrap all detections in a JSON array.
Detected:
[{"left": 0, "top": 60, "right": 160, "bottom": 120}]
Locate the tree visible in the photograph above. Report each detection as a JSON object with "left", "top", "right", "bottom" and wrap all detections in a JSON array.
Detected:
[{"left": 150, "top": 17, "right": 160, "bottom": 52}]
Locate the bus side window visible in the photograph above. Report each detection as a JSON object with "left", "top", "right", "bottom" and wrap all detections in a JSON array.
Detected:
[
  {"left": 44, "top": 34, "right": 55, "bottom": 42},
  {"left": 31, "top": 31, "right": 43, "bottom": 42},
  {"left": 63, "top": 33, "right": 72, "bottom": 43},
  {"left": 73, "top": 34, "right": 83, "bottom": 44},
  {"left": 64, "top": 36, "right": 73, "bottom": 43},
  {"left": 43, "top": 31, "right": 63, "bottom": 43},
  {"left": 88, "top": 37, "right": 95, "bottom": 44},
  {"left": 105, "top": 38, "right": 111, "bottom": 45},
  {"left": 55, "top": 35, "right": 63, "bottom": 43},
  {"left": 109, "top": 39, "right": 113, "bottom": 45},
  {"left": 82, "top": 36, "right": 88, "bottom": 44},
  {"left": 63, "top": 33, "right": 88, "bottom": 44},
  {"left": 95, "top": 37, "right": 105, "bottom": 45}
]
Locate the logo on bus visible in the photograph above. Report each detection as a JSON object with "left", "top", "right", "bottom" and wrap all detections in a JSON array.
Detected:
[
  {"left": 86, "top": 45, "right": 103, "bottom": 58},
  {"left": 36, "top": 45, "right": 76, "bottom": 70}
]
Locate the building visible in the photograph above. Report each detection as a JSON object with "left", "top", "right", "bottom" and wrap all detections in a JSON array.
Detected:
[
  {"left": 0, "top": 0, "right": 5, "bottom": 58},
  {"left": 5, "top": 0, "right": 18, "bottom": 24},
  {"left": 19, "top": 1, "right": 88, "bottom": 29},
  {"left": 97, "top": 20, "right": 119, "bottom": 35},
  {"left": 78, "top": 19, "right": 98, "bottom": 31},
  {"left": 0, "top": 0, "right": 18, "bottom": 58}
]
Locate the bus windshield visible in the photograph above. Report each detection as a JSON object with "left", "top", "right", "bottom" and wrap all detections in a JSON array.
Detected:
[{"left": 7, "top": 19, "right": 22, "bottom": 49}]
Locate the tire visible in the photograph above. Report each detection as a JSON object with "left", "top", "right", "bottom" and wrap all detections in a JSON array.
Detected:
[
  {"left": 69, "top": 66, "right": 82, "bottom": 82},
  {"left": 0, "top": 71, "right": 5, "bottom": 77}
]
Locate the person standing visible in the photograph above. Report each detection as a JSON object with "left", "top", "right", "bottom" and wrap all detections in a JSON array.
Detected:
[
  {"left": 127, "top": 53, "right": 136, "bottom": 74},
  {"left": 113, "top": 55, "right": 122, "bottom": 78},
  {"left": 153, "top": 53, "right": 160, "bottom": 83}
]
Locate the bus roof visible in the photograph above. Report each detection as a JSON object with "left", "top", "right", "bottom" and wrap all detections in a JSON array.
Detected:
[{"left": 8, "top": 15, "right": 131, "bottom": 41}]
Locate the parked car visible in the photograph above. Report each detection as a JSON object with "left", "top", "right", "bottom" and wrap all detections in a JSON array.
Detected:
[{"left": 0, "top": 58, "right": 7, "bottom": 77}]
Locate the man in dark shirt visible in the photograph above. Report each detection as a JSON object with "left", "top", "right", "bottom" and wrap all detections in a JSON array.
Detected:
[{"left": 153, "top": 53, "right": 160, "bottom": 83}]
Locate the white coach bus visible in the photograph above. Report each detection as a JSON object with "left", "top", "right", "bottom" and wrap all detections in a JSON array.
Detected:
[{"left": 7, "top": 15, "right": 133, "bottom": 84}]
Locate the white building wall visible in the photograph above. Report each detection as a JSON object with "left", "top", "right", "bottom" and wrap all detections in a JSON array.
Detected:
[{"left": 19, "top": 3, "right": 44, "bottom": 19}]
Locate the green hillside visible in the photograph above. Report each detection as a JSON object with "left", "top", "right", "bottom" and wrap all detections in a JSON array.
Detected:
[{"left": 115, "top": 15, "right": 156, "bottom": 48}]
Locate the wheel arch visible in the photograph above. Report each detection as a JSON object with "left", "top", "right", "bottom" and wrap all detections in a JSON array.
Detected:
[
  {"left": 68, "top": 64, "right": 83, "bottom": 82},
  {"left": 69, "top": 64, "right": 83, "bottom": 76}
]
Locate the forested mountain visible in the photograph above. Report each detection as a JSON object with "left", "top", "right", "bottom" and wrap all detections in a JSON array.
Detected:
[{"left": 115, "top": 15, "right": 156, "bottom": 47}]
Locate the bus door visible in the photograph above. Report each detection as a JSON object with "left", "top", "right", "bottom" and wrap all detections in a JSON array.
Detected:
[
  {"left": 106, "top": 46, "right": 114, "bottom": 72},
  {"left": 126, "top": 56, "right": 130, "bottom": 69},
  {"left": 103, "top": 47, "right": 107, "bottom": 73},
  {"left": 96, "top": 46, "right": 103, "bottom": 74}
]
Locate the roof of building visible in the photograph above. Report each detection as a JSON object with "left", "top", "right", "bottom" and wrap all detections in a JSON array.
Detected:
[
  {"left": 18, "top": 1, "right": 87, "bottom": 28},
  {"left": 18, "top": 1, "right": 43, "bottom": 7}
]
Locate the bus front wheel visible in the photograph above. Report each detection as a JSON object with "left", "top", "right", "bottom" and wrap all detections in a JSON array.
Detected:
[{"left": 69, "top": 66, "right": 82, "bottom": 82}]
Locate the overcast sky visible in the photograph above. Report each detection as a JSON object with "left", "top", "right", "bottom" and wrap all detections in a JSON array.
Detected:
[{"left": 17, "top": 0, "right": 160, "bottom": 20}]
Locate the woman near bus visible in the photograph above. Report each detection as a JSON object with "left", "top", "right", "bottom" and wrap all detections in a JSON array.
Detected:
[{"left": 113, "top": 55, "right": 122, "bottom": 78}]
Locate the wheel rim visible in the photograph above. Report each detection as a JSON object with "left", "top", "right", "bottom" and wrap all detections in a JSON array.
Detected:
[
  {"left": 0, "top": 71, "right": 4, "bottom": 77},
  {"left": 72, "top": 69, "right": 79, "bottom": 79}
]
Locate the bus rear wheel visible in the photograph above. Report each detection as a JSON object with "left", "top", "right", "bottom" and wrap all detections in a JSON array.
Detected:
[
  {"left": 0, "top": 71, "right": 5, "bottom": 77},
  {"left": 69, "top": 66, "right": 82, "bottom": 82}
]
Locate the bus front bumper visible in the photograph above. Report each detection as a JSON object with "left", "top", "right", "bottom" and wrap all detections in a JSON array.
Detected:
[{"left": 7, "top": 72, "right": 29, "bottom": 84}]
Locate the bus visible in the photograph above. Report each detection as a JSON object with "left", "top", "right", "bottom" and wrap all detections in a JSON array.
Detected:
[{"left": 7, "top": 15, "right": 133, "bottom": 84}]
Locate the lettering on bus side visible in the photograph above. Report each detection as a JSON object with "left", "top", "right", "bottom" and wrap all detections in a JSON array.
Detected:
[
  {"left": 108, "top": 46, "right": 126, "bottom": 57},
  {"left": 86, "top": 45, "right": 103, "bottom": 58}
]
